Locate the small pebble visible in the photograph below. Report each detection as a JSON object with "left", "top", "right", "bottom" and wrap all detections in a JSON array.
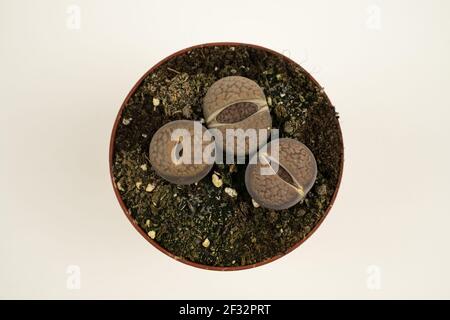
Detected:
[
  {"left": 202, "top": 238, "right": 210, "bottom": 248},
  {"left": 276, "top": 74, "right": 283, "bottom": 80},
  {"left": 152, "top": 98, "right": 160, "bottom": 106},
  {"left": 116, "top": 182, "right": 125, "bottom": 191},
  {"left": 225, "top": 187, "right": 237, "bottom": 198},
  {"left": 140, "top": 164, "right": 147, "bottom": 171},
  {"left": 142, "top": 133, "right": 148, "bottom": 138},
  {"left": 148, "top": 230, "right": 156, "bottom": 239},
  {"left": 252, "top": 199, "right": 260, "bottom": 208},
  {"left": 267, "top": 96, "right": 272, "bottom": 106},
  {"left": 135, "top": 181, "right": 142, "bottom": 189},
  {"left": 122, "top": 118, "right": 132, "bottom": 125},
  {"left": 212, "top": 173, "right": 223, "bottom": 188},
  {"left": 145, "top": 183, "right": 156, "bottom": 192}
]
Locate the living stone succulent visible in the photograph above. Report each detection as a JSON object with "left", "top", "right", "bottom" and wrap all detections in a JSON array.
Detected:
[
  {"left": 245, "top": 138, "right": 317, "bottom": 210},
  {"left": 202, "top": 76, "right": 272, "bottom": 157},
  {"left": 149, "top": 120, "right": 214, "bottom": 185}
]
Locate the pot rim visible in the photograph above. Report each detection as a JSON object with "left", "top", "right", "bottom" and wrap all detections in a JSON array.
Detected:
[{"left": 108, "top": 42, "right": 344, "bottom": 271}]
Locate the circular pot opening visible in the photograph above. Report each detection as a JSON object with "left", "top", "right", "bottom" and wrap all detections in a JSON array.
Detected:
[{"left": 109, "top": 42, "right": 344, "bottom": 271}]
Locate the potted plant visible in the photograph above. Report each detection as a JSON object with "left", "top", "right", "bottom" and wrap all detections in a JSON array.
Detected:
[{"left": 109, "top": 42, "right": 344, "bottom": 271}]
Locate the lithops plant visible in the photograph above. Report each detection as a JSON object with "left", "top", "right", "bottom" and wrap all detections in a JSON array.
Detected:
[
  {"left": 203, "top": 76, "right": 272, "bottom": 157},
  {"left": 245, "top": 138, "right": 317, "bottom": 210},
  {"left": 149, "top": 120, "right": 214, "bottom": 185}
]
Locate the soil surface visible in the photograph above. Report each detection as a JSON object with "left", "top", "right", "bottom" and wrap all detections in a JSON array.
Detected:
[{"left": 111, "top": 44, "right": 343, "bottom": 268}]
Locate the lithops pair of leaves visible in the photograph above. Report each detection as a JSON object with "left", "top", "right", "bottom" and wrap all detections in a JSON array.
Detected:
[
  {"left": 245, "top": 138, "right": 317, "bottom": 210},
  {"left": 202, "top": 76, "right": 272, "bottom": 157},
  {"left": 149, "top": 120, "right": 214, "bottom": 185}
]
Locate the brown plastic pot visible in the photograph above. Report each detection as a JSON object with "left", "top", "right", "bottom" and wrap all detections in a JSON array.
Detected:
[{"left": 109, "top": 42, "right": 344, "bottom": 271}]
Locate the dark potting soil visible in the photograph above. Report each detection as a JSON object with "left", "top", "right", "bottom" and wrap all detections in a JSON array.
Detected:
[{"left": 111, "top": 44, "right": 343, "bottom": 268}]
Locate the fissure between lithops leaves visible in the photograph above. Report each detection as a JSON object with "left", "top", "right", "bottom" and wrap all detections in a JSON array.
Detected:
[
  {"left": 206, "top": 100, "right": 268, "bottom": 127},
  {"left": 261, "top": 153, "right": 305, "bottom": 197},
  {"left": 216, "top": 102, "right": 258, "bottom": 123},
  {"left": 172, "top": 136, "right": 184, "bottom": 166}
]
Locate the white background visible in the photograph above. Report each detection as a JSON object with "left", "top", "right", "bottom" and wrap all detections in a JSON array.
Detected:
[{"left": 1, "top": 0, "right": 450, "bottom": 299}]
